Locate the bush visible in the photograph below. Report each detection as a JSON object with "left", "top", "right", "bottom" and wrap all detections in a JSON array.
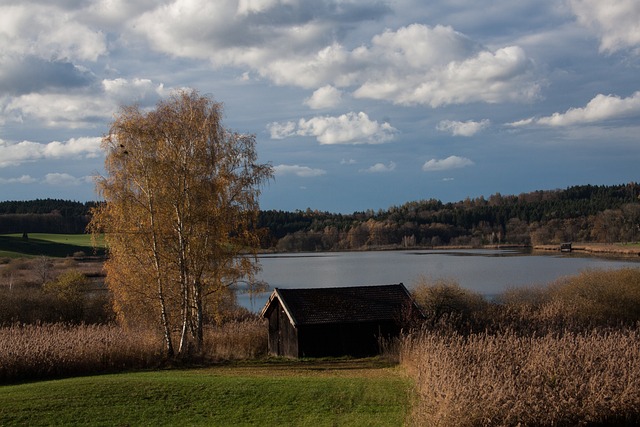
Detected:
[
  {"left": 549, "top": 268, "right": 640, "bottom": 327},
  {"left": 0, "top": 288, "right": 53, "bottom": 325},
  {"left": 494, "top": 268, "right": 640, "bottom": 333},
  {"left": 43, "top": 270, "right": 89, "bottom": 322},
  {"left": 0, "top": 268, "right": 113, "bottom": 325},
  {"left": 411, "top": 275, "right": 490, "bottom": 332}
]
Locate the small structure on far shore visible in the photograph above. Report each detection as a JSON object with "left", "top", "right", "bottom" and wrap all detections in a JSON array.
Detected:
[
  {"left": 561, "top": 242, "right": 572, "bottom": 252},
  {"left": 261, "top": 283, "right": 423, "bottom": 358}
]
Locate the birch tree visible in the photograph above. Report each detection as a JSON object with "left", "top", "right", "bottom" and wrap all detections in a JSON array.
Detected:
[{"left": 89, "top": 90, "right": 272, "bottom": 358}]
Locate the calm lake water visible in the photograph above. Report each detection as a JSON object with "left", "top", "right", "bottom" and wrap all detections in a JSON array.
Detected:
[{"left": 238, "top": 249, "right": 640, "bottom": 312}]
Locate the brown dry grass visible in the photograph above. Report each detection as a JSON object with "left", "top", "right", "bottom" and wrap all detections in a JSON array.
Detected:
[
  {"left": 401, "top": 328, "right": 640, "bottom": 426},
  {"left": 202, "top": 318, "right": 268, "bottom": 361},
  {"left": 0, "top": 323, "right": 162, "bottom": 383},
  {"left": 401, "top": 268, "right": 640, "bottom": 425},
  {"left": 0, "top": 319, "right": 269, "bottom": 383},
  {"left": 0, "top": 257, "right": 104, "bottom": 289}
]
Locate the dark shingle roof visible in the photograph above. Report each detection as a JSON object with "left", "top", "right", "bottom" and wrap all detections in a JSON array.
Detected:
[{"left": 263, "top": 284, "right": 414, "bottom": 326}]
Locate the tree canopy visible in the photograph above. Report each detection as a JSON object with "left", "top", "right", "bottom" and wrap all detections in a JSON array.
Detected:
[{"left": 89, "top": 90, "right": 273, "bottom": 357}]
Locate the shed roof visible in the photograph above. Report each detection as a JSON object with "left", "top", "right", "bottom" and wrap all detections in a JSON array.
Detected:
[{"left": 261, "top": 284, "right": 416, "bottom": 326}]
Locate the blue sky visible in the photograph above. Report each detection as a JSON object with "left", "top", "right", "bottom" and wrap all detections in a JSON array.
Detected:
[{"left": 0, "top": 0, "right": 639, "bottom": 213}]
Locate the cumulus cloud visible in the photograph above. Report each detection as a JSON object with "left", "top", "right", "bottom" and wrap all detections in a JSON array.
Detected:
[
  {"left": 298, "top": 112, "right": 397, "bottom": 144},
  {"left": 43, "top": 173, "right": 84, "bottom": 186},
  {"left": 304, "top": 85, "right": 342, "bottom": 109},
  {"left": 437, "top": 119, "right": 490, "bottom": 136},
  {"left": 0, "top": 175, "right": 37, "bottom": 184},
  {"left": 0, "top": 137, "right": 102, "bottom": 167},
  {"left": 570, "top": 0, "right": 640, "bottom": 53},
  {"left": 131, "top": 3, "right": 539, "bottom": 107},
  {"left": 0, "top": 4, "right": 106, "bottom": 61},
  {"left": 273, "top": 164, "right": 326, "bottom": 177},
  {"left": 422, "top": 155, "right": 474, "bottom": 171},
  {"left": 2, "top": 78, "right": 166, "bottom": 128},
  {"left": 354, "top": 44, "right": 539, "bottom": 107},
  {"left": 509, "top": 91, "right": 640, "bottom": 127},
  {"left": 267, "top": 121, "right": 297, "bottom": 139},
  {"left": 102, "top": 78, "right": 168, "bottom": 105},
  {"left": 360, "top": 161, "right": 396, "bottom": 173},
  {"left": 269, "top": 112, "right": 397, "bottom": 145}
]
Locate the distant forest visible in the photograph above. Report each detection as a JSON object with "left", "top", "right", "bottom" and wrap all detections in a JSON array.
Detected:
[{"left": 1, "top": 183, "right": 639, "bottom": 250}]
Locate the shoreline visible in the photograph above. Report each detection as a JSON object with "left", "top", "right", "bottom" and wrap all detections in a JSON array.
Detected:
[
  {"left": 260, "top": 243, "right": 640, "bottom": 259},
  {"left": 533, "top": 243, "right": 640, "bottom": 257}
]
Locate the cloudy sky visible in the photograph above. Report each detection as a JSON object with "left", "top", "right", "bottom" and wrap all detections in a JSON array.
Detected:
[{"left": 0, "top": 0, "right": 639, "bottom": 213}]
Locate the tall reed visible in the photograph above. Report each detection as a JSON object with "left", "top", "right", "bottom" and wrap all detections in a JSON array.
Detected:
[
  {"left": 401, "top": 328, "right": 640, "bottom": 426},
  {"left": 0, "top": 319, "right": 268, "bottom": 383},
  {"left": 0, "top": 323, "right": 162, "bottom": 383},
  {"left": 202, "top": 319, "right": 268, "bottom": 361}
]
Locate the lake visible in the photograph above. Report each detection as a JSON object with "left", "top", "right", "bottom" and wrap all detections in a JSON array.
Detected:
[{"left": 238, "top": 249, "right": 640, "bottom": 312}]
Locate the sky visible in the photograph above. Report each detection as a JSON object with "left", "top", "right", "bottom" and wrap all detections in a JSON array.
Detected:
[{"left": 0, "top": 0, "right": 639, "bottom": 213}]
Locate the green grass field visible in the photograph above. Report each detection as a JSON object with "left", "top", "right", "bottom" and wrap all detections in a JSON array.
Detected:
[
  {"left": 0, "top": 359, "right": 410, "bottom": 426},
  {"left": 0, "top": 233, "right": 104, "bottom": 258}
]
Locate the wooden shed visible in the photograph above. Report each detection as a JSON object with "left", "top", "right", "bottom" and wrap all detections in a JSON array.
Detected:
[{"left": 260, "top": 283, "right": 422, "bottom": 358}]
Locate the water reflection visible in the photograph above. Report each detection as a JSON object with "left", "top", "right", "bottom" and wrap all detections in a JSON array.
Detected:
[{"left": 238, "top": 249, "right": 640, "bottom": 312}]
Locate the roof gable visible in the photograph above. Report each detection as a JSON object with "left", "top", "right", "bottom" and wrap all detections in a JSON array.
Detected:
[{"left": 262, "top": 284, "right": 415, "bottom": 326}]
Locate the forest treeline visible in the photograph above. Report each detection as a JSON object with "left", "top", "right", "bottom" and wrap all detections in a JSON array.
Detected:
[
  {"left": 0, "top": 199, "right": 98, "bottom": 234},
  {"left": 257, "top": 182, "right": 640, "bottom": 251},
  {"left": 1, "top": 183, "right": 639, "bottom": 250}
]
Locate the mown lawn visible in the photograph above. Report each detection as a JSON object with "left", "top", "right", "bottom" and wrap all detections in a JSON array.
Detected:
[
  {"left": 0, "top": 233, "right": 104, "bottom": 258},
  {"left": 0, "top": 359, "right": 410, "bottom": 426}
]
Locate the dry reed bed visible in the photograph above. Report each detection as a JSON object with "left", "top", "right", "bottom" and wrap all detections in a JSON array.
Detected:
[
  {"left": 202, "top": 319, "right": 267, "bottom": 361},
  {"left": 0, "top": 319, "right": 268, "bottom": 383},
  {"left": 401, "top": 328, "right": 640, "bottom": 426},
  {"left": 0, "top": 323, "right": 162, "bottom": 383}
]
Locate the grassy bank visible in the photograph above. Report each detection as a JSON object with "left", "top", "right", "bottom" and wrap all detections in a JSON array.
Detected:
[
  {"left": 0, "top": 359, "right": 409, "bottom": 426},
  {"left": 0, "top": 233, "right": 104, "bottom": 258}
]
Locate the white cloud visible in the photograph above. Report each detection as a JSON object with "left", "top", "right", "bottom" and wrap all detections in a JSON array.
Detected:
[
  {"left": 43, "top": 137, "right": 103, "bottom": 159},
  {"left": 0, "top": 137, "right": 102, "bottom": 167},
  {"left": 510, "top": 91, "right": 640, "bottom": 127},
  {"left": 2, "top": 78, "right": 167, "bottom": 128},
  {"left": 354, "top": 44, "right": 539, "bottom": 107},
  {"left": 0, "top": 4, "right": 106, "bottom": 61},
  {"left": 237, "top": 0, "right": 298, "bottom": 16},
  {"left": 298, "top": 112, "right": 396, "bottom": 145},
  {"left": 132, "top": 6, "right": 540, "bottom": 107},
  {"left": 267, "top": 121, "right": 296, "bottom": 139},
  {"left": 422, "top": 155, "right": 474, "bottom": 171},
  {"left": 360, "top": 161, "right": 396, "bottom": 173},
  {"left": 570, "top": 0, "right": 640, "bottom": 53},
  {"left": 304, "top": 85, "right": 342, "bottom": 109},
  {"left": 102, "top": 78, "right": 167, "bottom": 105},
  {"left": 273, "top": 164, "right": 327, "bottom": 177},
  {"left": 437, "top": 119, "right": 490, "bottom": 136},
  {"left": 269, "top": 112, "right": 397, "bottom": 144},
  {"left": 5, "top": 93, "right": 111, "bottom": 128},
  {"left": 340, "top": 158, "right": 356, "bottom": 165},
  {"left": 0, "top": 174, "right": 37, "bottom": 184},
  {"left": 505, "top": 117, "right": 535, "bottom": 127},
  {"left": 43, "top": 173, "right": 84, "bottom": 186}
]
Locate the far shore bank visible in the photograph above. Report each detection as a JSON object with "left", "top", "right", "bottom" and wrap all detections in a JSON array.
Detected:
[
  {"left": 259, "top": 242, "right": 640, "bottom": 258},
  {"left": 534, "top": 243, "right": 640, "bottom": 257}
]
